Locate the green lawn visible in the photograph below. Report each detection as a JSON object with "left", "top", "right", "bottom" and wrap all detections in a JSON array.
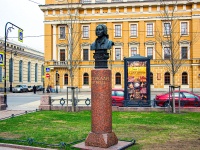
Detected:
[{"left": 0, "top": 111, "right": 200, "bottom": 150}]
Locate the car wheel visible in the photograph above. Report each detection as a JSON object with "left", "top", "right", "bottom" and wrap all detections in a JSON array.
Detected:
[
  {"left": 112, "top": 99, "right": 116, "bottom": 106},
  {"left": 194, "top": 100, "right": 200, "bottom": 107},
  {"left": 180, "top": 101, "right": 185, "bottom": 107},
  {"left": 163, "top": 101, "right": 170, "bottom": 107}
]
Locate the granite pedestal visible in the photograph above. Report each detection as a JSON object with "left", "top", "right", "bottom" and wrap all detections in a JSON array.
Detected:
[{"left": 85, "top": 69, "right": 118, "bottom": 148}]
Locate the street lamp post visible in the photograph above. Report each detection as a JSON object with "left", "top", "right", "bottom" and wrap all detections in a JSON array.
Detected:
[
  {"left": 9, "top": 50, "right": 17, "bottom": 92},
  {"left": 4, "top": 22, "right": 23, "bottom": 106},
  {"left": 56, "top": 70, "right": 58, "bottom": 93}
]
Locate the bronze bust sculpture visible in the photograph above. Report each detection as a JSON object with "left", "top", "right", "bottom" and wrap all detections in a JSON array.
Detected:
[
  {"left": 91, "top": 24, "right": 114, "bottom": 50},
  {"left": 91, "top": 24, "right": 114, "bottom": 68}
]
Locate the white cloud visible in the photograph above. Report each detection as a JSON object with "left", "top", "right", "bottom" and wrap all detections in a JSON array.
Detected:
[{"left": 0, "top": 0, "right": 45, "bottom": 52}]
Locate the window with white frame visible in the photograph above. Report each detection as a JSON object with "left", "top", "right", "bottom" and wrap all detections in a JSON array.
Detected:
[
  {"left": 147, "top": 47, "right": 153, "bottom": 59},
  {"left": 115, "top": 48, "right": 121, "bottom": 60},
  {"left": 130, "top": 24, "right": 137, "bottom": 37},
  {"left": 82, "top": 25, "right": 89, "bottom": 38},
  {"left": 181, "top": 22, "right": 188, "bottom": 35},
  {"left": 147, "top": 23, "right": 153, "bottom": 36},
  {"left": 60, "top": 49, "right": 65, "bottom": 61},
  {"left": 60, "top": 26, "right": 66, "bottom": 39},
  {"left": 114, "top": 24, "right": 122, "bottom": 37},
  {"left": 181, "top": 47, "right": 188, "bottom": 59},
  {"left": 163, "top": 23, "right": 171, "bottom": 35},
  {"left": 83, "top": 49, "right": 89, "bottom": 61},
  {"left": 130, "top": 47, "right": 137, "bottom": 56},
  {"left": 164, "top": 47, "right": 171, "bottom": 59}
]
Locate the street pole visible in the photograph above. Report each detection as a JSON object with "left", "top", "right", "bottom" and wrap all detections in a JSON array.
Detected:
[
  {"left": 9, "top": 50, "right": 17, "bottom": 92},
  {"left": 4, "top": 22, "right": 23, "bottom": 106},
  {"left": 56, "top": 70, "right": 58, "bottom": 93}
]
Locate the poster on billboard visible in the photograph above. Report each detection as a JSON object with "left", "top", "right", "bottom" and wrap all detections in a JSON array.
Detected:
[{"left": 127, "top": 61, "right": 147, "bottom": 101}]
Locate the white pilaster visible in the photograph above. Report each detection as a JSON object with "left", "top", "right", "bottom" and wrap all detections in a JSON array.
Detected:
[{"left": 53, "top": 25, "right": 57, "bottom": 60}]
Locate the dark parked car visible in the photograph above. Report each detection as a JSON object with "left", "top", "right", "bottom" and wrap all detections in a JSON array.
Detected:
[
  {"left": 112, "top": 88, "right": 124, "bottom": 107},
  {"left": 36, "top": 85, "right": 43, "bottom": 91},
  {"left": 155, "top": 90, "right": 200, "bottom": 107},
  {"left": 13, "top": 85, "right": 28, "bottom": 93}
]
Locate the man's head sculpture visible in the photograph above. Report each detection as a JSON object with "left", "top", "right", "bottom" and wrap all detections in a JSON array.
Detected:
[
  {"left": 95, "top": 24, "right": 109, "bottom": 39},
  {"left": 91, "top": 24, "right": 114, "bottom": 50},
  {"left": 91, "top": 24, "right": 114, "bottom": 68}
]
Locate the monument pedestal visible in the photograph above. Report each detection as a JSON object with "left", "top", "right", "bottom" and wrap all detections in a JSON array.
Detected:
[{"left": 85, "top": 69, "right": 118, "bottom": 148}]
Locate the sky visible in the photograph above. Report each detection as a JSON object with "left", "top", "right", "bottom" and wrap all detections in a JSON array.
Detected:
[{"left": 0, "top": 0, "right": 45, "bottom": 52}]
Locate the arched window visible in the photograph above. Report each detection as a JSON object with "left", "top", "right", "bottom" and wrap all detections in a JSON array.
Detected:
[
  {"left": 115, "top": 72, "right": 121, "bottom": 84},
  {"left": 41, "top": 65, "right": 44, "bottom": 82},
  {"left": 35, "top": 63, "right": 38, "bottom": 82},
  {"left": 182, "top": 72, "right": 188, "bottom": 85},
  {"left": 0, "top": 67, "right": 2, "bottom": 82},
  {"left": 83, "top": 73, "right": 89, "bottom": 85},
  {"left": 28, "top": 62, "right": 31, "bottom": 82},
  {"left": 164, "top": 72, "right": 170, "bottom": 85},
  {"left": 64, "top": 73, "right": 68, "bottom": 85},
  {"left": 19, "top": 60, "right": 23, "bottom": 82},
  {"left": 9, "top": 58, "right": 13, "bottom": 82},
  {"left": 150, "top": 72, "right": 153, "bottom": 84}
]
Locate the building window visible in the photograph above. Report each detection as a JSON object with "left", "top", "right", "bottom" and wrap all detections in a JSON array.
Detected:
[
  {"left": 35, "top": 63, "right": 38, "bottom": 82},
  {"left": 164, "top": 23, "right": 170, "bottom": 35},
  {"left": 181, "top": 22, "right": 188, "bottom": 35},
  {"left": 9, "top": 58, "right": 13, "bottom": 83},
  {"left": 56, "top": 73, "right": 60, "bottom": 85},
  {"left": 41, "top": 65, "right": 44, "bottom": 82},
  {"left": 164, "top": 72, "right": 170, "bottom": 85},
  {"left": 82, "top": 0, "right": 91, "bottom": 3},
  {"left": 115, "top": 72, "right": 121, "bottom": 85},
  {"left": 83, "top": 49, "right": 89, "bottom": 61},
  {"left": 147, "top": 47, "right": 153, "bottom": 59},
  {"left": 130, "top": 24, "right": 137, "bottom": 37},
  {"left": 182, "top": 72, "right": 188, "bottom": 85},
  {"left": 150, "top": 72, "right": 153, "bottom": 84},
  {"left": 19, "top": 60, "right": 23, "bottom": 82},
  {"left": 64, "top": 73, "right": 68, "bottom": 85},
  {"left": 83, "top": 26, "right": 89, "bottom": 38},
  {"left": 60, "top": 26, "right": 66, "bottom": 39},
  {"left": 181, "top": 47, "right": 188, "bottom": 59},
  {"left": 164, "top": 47, "right": 171, "bottom": 59},
  {"left": 147, "top": 23, "right": 153, "bottom": 36},
  {"left": 0, "top": 67, "right": 2, "bottom": 82},
  {"left": 130, "top": 47, "right": 137, "bottom": 56},
  {"left": 60, "top": 49, "right": 65, "bottom": 61},
  {"left": 28, "top": 62, "right": 31, "bottom": 82},
  {"left": 83, "top": 73, "right": 89, "bottom": 85},
  {"left": 115, "top": 25, "right": 121, "bottom": 37},
  {"left": 115, "top": 48, "right": 121, "bottom": 60}
]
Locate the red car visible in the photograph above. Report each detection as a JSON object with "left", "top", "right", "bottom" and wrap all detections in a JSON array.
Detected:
[
  {"left": 155, "top": 90, "right": 200, "bottom": 107},
  {"left": 112, "top": 88, "right": 124, "bottom": 107}
]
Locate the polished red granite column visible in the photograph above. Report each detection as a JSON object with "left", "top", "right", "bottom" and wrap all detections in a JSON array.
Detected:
[{"left": 85, "top": 69, "right": 118, "bottom": 148}]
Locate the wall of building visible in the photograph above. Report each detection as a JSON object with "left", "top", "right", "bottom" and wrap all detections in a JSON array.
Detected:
[
  {"left": 40, "top": 0, "right": 200, "bottom": 92},
  {"left": 0, "top": 38, "right": 44, "bottom": 91}
]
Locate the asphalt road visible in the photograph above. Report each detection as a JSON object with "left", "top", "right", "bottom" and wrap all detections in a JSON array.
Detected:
[{"left": 3, "top": 91, "right": 158, "bottom": 111}]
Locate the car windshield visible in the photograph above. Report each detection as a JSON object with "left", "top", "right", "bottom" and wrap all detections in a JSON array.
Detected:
[
  {"left": 116, "top": 91, "right": 124, "bottom": 96},
  {"left": 183, "top": 92, "right": 195, "bottom": 98},
  {"left": 16, "top": 85, "right": 21, "bottom": 87},
  {"left": 28, "top": 86, "right": 32, "bottom": 88}
]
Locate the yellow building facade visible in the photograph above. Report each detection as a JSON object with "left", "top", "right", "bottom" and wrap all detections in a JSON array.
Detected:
[{"left": 40, "top": 0, "right": 200, "bottom": 92}]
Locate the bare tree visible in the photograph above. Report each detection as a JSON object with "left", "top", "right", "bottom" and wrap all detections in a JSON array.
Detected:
[
  {"left": 155, "top": 0, "right": 199, "bottom": 113},
  {"left": 58, "top": 1, "right": 84, "bottom": 112}
]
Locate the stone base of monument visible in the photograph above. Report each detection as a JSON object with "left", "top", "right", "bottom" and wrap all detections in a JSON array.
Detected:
[
  {"left": 73, "top": 140, "right": 133, "bottom": 150},
  {"left": 85, "top": 132, "right": 118, "bottom": 148}
]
